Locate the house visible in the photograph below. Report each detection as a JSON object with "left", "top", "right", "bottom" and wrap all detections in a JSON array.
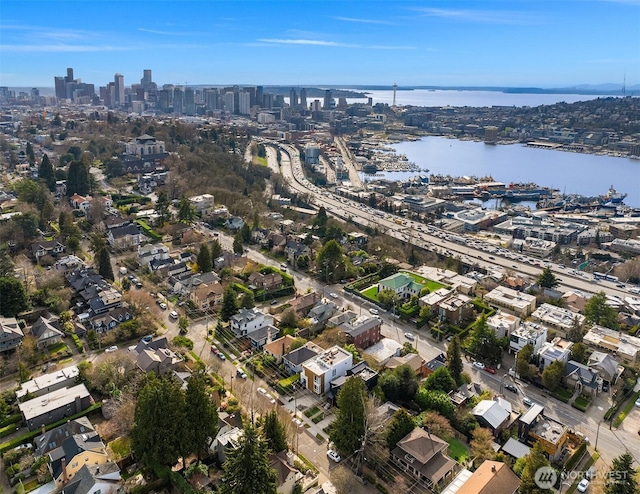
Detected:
[
  {"left": 0, "top": 316, "right": 24, "bottom": 352},
  {"left": 107, "top": 223, "right": 141, "bottom": 249},
  {"left": 518, "top": 405, "right": 568, "bottom": 460},
  {"left": 329, "top": 361, "right": 379, "bottom": 398},
  {"left": 270, "top": 452, "right": 301, "bottom": 494},
  {"left": 225, "top": 216, "right": 245, "bottom": 230},
  {"left": 454, "top": 460, "right": 520, "bottom": 494},
  {"left": 263, "top": 335, "right": 298, "bottom": 363},
  {"left": 266, "top": 232, "right": 287, "bottom": 253},
  {"left": 248, "top": 271, "right": 283, "bottom": 291},
  {"left": 54, "top": 254, "right": 85, "bottom": 273},
  {"left": 30, "top": 239, "right": 66, "bottom": 262},
  {"left": 378, "top": 272, "right": 424, "bottom": 300},
  {"left": 487, "top": 312, "right": 521, "bottom": 339},
  {"left": 137, "top": 346, "right": 182, "bottom": 374},
  {"left": 169, "top": 270, "right": 219, "bottom": 296},
  {"left": 509, "top": 322, "right": 548, "bottom": 354},
  {"left": 583, "top": 325, "right": 640, "bottom": 365},
  {"left": 88, "top": 287, "right": 123, "bottom": 316},
  {"left": 437, "top": 293, "right": 474, "bottom": 326},
  {"left": 19, "top": 383, "right": 92, "bottom": 430},
  {"left": 386, "top": 353, "right": 427, "bottom": 375},
  {"left": 339, "top": 316, "right": 382, "bottom": 349},
  {"left": 307, "top": 299, "right": 338, "bottom": 329},
  {"left": 422, "top": 354, "right": 447, "bottom": 377},
  {"left": 248, "top": 325, "right": 280, "bottom": 350},
  {"left": 419, "top": 287, "right": 454, "bottom": 313},
  {"left": 537, "top": 337, "right": 573, "bottom": 370},
  {"left": 484, "top": 286, "right": 537, "bottom": 317},
  {"left": 284, "top": 240, "right": 310, "bottom": 265},
  {"left": 251, "top": 228, "right": 269, "bottom": 245},
  {"left": 587, "top": 351, "right": 620, "bottom": 384},
  {"left": 34, "top": 417, "right": 115, "bottom": 487},
  {"left": 390, "top": 428, "right": 458, "bottom": 490},
  {"left": 301, "top": 346, "right": 353, "bottom": 395},
  {"left": 69, "top": 193, "right": 91, "bottom": 212},
  {"left": 87, "top": 306, "right": 133, "bottom": 333},
  {"left": 190, "top": 282, "right": 224, "bottom": 311},
  {"left": 230, "top": 308, "right": 274, "bottom": 338},
  {"left": 347, "top": 231, "right": 369, "bottom": 246},
  {"left": 29, "top": 315, "right": 64, "bottom": 349},
  {"left": 472, "top": 399, "right": 511, "bottom": 435},
  {"left": 137, "top": 243, "right": 171, "bottom": 267},
  {"left": 283, "top": 343, "right": 322, "bottom": 375},
  {"left": 16, "top": 365, "right": 79, "bottom": 401},
  {"left": 289, "top": 292, "right": 321, "bottom": 317},
  {"left": 563, "top": 360, "right": 600, "bottom": 397},
  {"left": 60, "top": 462, "right": 122, "bottom": 494},
  {"left": 189, "top": 193, "right": 215, "bottom": 216},
  {"left": 211, "top": 426, "right": 243, "bottom": 464}
]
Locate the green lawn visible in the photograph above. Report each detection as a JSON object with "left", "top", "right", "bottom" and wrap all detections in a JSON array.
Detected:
[
  {"left": 552, "top": 387, "right": 573, "bottom": 403},
  {"left": 446, "top": 437, "right": 468, "bottom": 461},
  {"left": 361, "top": 285, "right": 379, "bottom": 301}
]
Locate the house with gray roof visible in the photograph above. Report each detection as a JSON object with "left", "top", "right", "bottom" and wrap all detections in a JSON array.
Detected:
[
  {"left": 29, "top": 314, "right": 64, "bottom": 349},
  {"left": 60, "top": 462, "right": 122, "bottom": 494},
  {"left": 0, "top": 316, "right": 23, "bottom": 353},
  {"left": 339, "top": 316, "right": 382, "bottom": 349},
  {"left": 283, "top": 344, "right": 321, "bottom": 375},
  {"left": 247, "top": 325, "right": 280, "bottom": 350},
  {"left": 107, "top": 223, "right": 140, "bottom": 249},
  {"left": 473, "top": 399, "right": 511, "bottom": 435},
  {"left": 16, "top": 365, "right": 79, "bottom": 401},
  {"left": 564, "top": 360, "right": 600, "bottom": 397},
  {"left": 19, "top": 383, "right": 92, "bottom": 430},
  {"left": 587, "top": 351, "right": 620, "bottom": 383}
]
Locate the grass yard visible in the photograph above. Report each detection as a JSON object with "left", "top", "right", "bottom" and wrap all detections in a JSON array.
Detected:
[
  {"left": 446, "top": 437, "right": 468, "bottom": 461},
  {"left": 553, "top": 387, "right": 573, "bottom": 403},
  {"left": 109, "top": 436, "right": 132, "bottom": 460},
  {"left": 361, "top": 285, "right": 379, "bottom": 301}
]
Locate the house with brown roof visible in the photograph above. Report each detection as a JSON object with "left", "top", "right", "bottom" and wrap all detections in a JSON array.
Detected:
[
  {"left": 390, "top": 428, "right": 458, "bottom": 490},
  {"left": 455, "top": 460, "right": 520, "bottom": 494},
  {"left": 289, "top": 292, "right": 321, "bottom": 317},
  {"left": 29, "top": 315, "right": 64, "bottom": 349},
  {"left": 248, "top": 271, "right": 283, "bottom": 291},
  {"left": 269, "top": 452, "right": 302, "bottom": 494},
  {"left": 190, "top": 282, "right": 224, "bottom": 311},
  {"left": 264, "top": 335, "right": 298, "bottom": 363}
]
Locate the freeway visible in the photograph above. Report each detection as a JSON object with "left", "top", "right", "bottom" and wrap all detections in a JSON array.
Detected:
[{"left": 269, "top": 140, "right": 633, "bottom": 300}]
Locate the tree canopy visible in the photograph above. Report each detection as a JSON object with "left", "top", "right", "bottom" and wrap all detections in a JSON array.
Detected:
[
  {"left": 465, "top": 313, "right": 502, "bottom": 365},
  {"left": 537, "top": 267, "right": 558, "bottom": 288},
  {"left": 385, "top": 409, "right": 415, "bottom": 450},
  {"left": 197, "top": 243, "right": 212, "bottom": 273},
  {"left": 584, "top": 291, "right": 618, "bottom": 329},
  {"left": 605, "top": 452, "right": 638, "bottom": 494},
  {"left": 446, "top": 336, "right": 464, "bottom": 386},
  {"left": 330, "top": 376, "right": 367, "bottom": 457},
  {"left": 262, "top": 410, "right": 288, "bottom": 453},
  {"left": 0, "top": 277, "right": 29, "bottom": 317}
]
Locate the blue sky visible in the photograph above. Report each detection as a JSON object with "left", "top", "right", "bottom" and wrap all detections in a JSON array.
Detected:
[{"left": 1, "top": 0, "right": 639, "bottom": 88}]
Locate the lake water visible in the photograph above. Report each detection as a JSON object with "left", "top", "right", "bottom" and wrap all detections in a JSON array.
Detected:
[
  {"left": 349, "top": 89, "right": 617, "bottom": 108},
  {"left": 374, "top": 136, "right": 640, "bottom": 208}
]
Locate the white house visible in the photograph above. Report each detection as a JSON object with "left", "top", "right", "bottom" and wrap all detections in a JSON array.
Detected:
[
  {"left": 301, "top": 346, "right": 353, "bottom": 395},
  {"left": 537, "top": 337, "right": 573, "bottom": 370},
  {"left": 230, "top": 308, "right": 274, "bottom": 338},
  {"left": 509, "top": 322, "right": 548, "bottom": 354}
]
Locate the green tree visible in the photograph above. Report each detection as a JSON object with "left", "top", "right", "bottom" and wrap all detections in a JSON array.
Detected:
[
  {"left": 584, "top": 291, "right": 618, "bottom": 329},
  {"left": 262, "top": 410, "right": 288, "bottom": 453},
  {"left": 0, "top": 245, "right": 15, "bottom": 277},
  {"left": 447, "top": 335, "right": 464, "bottom": 385},
  {"left": 177, "top": 196, "right": 196, "bottom": 224},
  {"left": 0, "top": 277, "right": 29, "bottom": 317},
  {"left": 465, "top": 313, "right": 502, "bottom": 365},
  {"left": 97, "top": 247, "right": 114, "bottom": 281},
  {"left": 220, "top": 286, "right": 238, "bottom": 322},
  {"left": 178, "top": 317, "right": 189, "bottom": 335},
  {"left": 38, "top": 153, "right": 56, "bottom": 191},
  {"left": 233, "top": 233, "right": 244, "bottom": 255},
  {"left": 542, "top": 361, "right": 565, "bottom": 391},
  {"left": 537, "top": 267, "right": 558, "bottom": 288},
  {"left": 329, "top": 377, "right": 367, "bottom": 457},
  {"left": 221, "top": 424, "right": 277, "bottom": 494},
  {"left": 26, "top": 142, "right": 35, "bottom": 164},
  {"left": 316, "top": 239, "right": 344, "bottom": 283},
  {"left": 279, "top": 307, "right": 298, "bottom": 328},
  {"left": 516, "top": 344, "right": 537, "bottom": 381},
  {"left": 240, "top": 291, "right": 255, "bottom": 309},
  {"left": 567, "top": 316, "right": 584, "bottom": 343},
  {"left": 570, "top": 342, "right": 588, "bottom": 364},
  {"left": 313, "top": 207, "right": 328, "bottom": 237},
  {"left": 210, "top": 239, "right": 222, "bottom": 260},
  {"left": 379, "top": 364, "right": 418, "bottom": 403},
  {"left": 518, "top": 442, "right": 551, "bottom": 494},
  {"left": 296, "top": 254, "right": 310, "bottom": 270},
  {"left": 66, "top": 160, "right": 90, "bottom": 196},
  {"left": 414, "top": 389, "right": 455, "bottom": 419},
  {"left": 240, "top": 223, "right": 251, "bottom": 243},
  {"left": 424, "top": 367, "right": 456, "bottom": 393},
  {"left": 155, "top": 191, "right": 171, "bottom": 226},
  {"left": 17, "top": 361, "right": 30, "bottom": 384},
  {"left": 385, "top": 409, "right": 415, "bottom": 450},
  {"left": 377, "top": 288, "right": 399, "bottom": 310},
  {"left": 183, "top": 372, "right": 218, "bottom": 460},
  {"left": 605, "top": 452, "right": 638, "bottom": 494},
  {"left": 130, "top": 374, "right": 186, "bottom": 467},
  {"left": 470, "top": 427, "right": 495, "bottom": 465},
  {"left": 197, "top": 244, "right": 212, "bottom": 273}
]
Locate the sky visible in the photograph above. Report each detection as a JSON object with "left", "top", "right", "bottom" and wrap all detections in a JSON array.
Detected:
[{"left": 1, "top": 0, "right": 639, "bottom": 89}]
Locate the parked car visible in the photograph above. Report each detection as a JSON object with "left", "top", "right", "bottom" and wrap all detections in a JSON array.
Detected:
[
  {"left": 329, "top": 292, "right": 338, "bottom": 299},
  {"left": 505, "top": 384, "right": 518, "bottom": 393},
  {"left": 236, "top": 369, "right": 247, "bottom": 379},
  {"left": 577, "top": 479, "right": 589, "bottom": 492},
  {"left": 158, "top": 302, "right": 167, "bottom": 310},
  {"left": 484, "top": 366, "right": 497, "bottom": 374},
  {"left": 369, "top": 308, "right": 379, "bottom": 315},
  {"left": 523, "top": 397, "right": 533, "bottom": 407},
  {"left": 327, "top": 450, "right": 341, "bottom": 463},
  {"left": 211, "top": 345, "right": 219, "bottom": 354},
  {"left": 169, "top": 310, "right": 179, "bottom": 319},
  {"left": 217, "top": 352, "right": 226, "bottom": 361},
  {"left": 472, "top": 361, "right": 485, "bottom": 370},
  {"left": 292, "top": 418, "right": 303, "bottom": 427},
  {"left": 105, "top": 345, "right": 118, "bottom": 353},
  {"left": 141, "top": 335, "right": 153, "bottom": 343},
  {"left": 270, "top": 299, "right": 278, "bottom": 305},
  {"left": 404, "top": 332, "right": 415, "bottom": 340}
]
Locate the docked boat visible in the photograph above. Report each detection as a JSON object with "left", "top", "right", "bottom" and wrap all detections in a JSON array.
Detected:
[{"left": 599, "top": 186, "right": 627, "bottom": 205}]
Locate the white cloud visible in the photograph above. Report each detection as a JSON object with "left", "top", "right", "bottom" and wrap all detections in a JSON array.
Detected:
[
  {"left": 414, "top": 7, "right": 545, "bottom": 25},
  {"left": 334, "top": 16, "right": 395, "bottom": 25},
  {"left": 0, "top": 44, "right": 129, "bottom": 53},
  {"left": 257, "top": 38, "right": 357, "bottom": 47}
]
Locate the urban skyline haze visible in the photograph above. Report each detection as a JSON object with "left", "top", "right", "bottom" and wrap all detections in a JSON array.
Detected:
[{"left": 1, "top": 0, "right": 639, "bottom": 89}]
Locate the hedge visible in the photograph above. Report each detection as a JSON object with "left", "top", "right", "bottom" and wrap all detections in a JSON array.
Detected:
[
  {"left": 0, "top": 402, "right": 102, "bottom": 454},
  {"left": 0, "top": 414, "right": 22, "bottom": 428},
  {"left": 0, "top": 422, "right": 20, "bottom": 439},
  {"left": 71, "top": 334, "right": 84, "bottom": 352},
  {"left": 564, "top": 441, "right": 586, "bottom": 471},
  {"left": 135, "top": 219, "right": 161, "bottom": 241}
]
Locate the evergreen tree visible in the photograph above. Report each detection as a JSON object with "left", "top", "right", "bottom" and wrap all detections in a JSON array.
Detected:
[
  {"left": 26, "top": 142, "right": 35, "bottom": 164},
  {"left": 38, "top": 154, "right": 56, "bottom": 191},
  {"left": 316, "top": 239, "right": 344, "bottom": 283},
  {"left": 233, "top": 233, "right": 244, "bottom": 255},
  {"left": 155, "top": 191, "right": 171, "bottom": 226},
  {"left": 0, "top": 245, "right": 14, "bottom": 278},
  {"left": 584, "top": 291, "right": 618, "bottom": 329},
  {"left": 262, "top": 410, "right": 288, "bottom": 453},
  {"left": 240, "top": 223, "right": 251, "bottom": 243},
  {"left": 183, "top": 372, "right": 218, "bottom": 460},
  {"left": 605, "top": 452, "right": 638, "bottom": 494},
  {"left": 221, "top": 424, "right": 277, "bottom": 494},
  {"left": 385, "top": 409, "right": 415, "bottom": 450},
  {"left": 97, "top": 247, "right": 114, "bottom": 281},
  {"left": 518, "top": 442, "right": 551, "bottom": 494},
  {"left": 465, "top": 313, "right": 502, "bottom": 364},
  {"left": 131, "top": 374, "right": 186, "bottom": 468},
  {"left": 220, "top": 286, "right": 238, "bottom": 322},
  {"left": 210, "top": 239, "right": 222, "bottom": 260},
  {"left": 537, "top": 266, "right": 559, "bottom": 288},
  {"left": 66, "top": 160, "right": 90, "bottom": 196},
  {"left": 197, "top": 244, "right": 212, "bottom": 273},
  {"left": 567, "top": 315, "right": 584, "bottom": 343},
  {"left": 0, "top": 277, "right": 29, "bottom": 317},
  {"left": 446, "top": 335, "right": 464, "bottom": 385},
  {"left": 329, "top": 376, "right": 367, "bottom": 457},
  {"left": 424, "top": 367, "right": 456, "bottom": 393},
  {"left": 240, "top": 291, "right": 255, "bottom": 309},
  {"left": 177, "top": 196, "right": 196, "bottom": 224}
]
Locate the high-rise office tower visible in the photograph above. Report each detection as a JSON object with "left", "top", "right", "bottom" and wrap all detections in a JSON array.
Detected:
[
  {"left": 184, "top": 87, "right": 195, "bottom": 115},
  {"left": 289, "top": 88, "right": 297, "bottom": 108},
  {"left": 141, "top": 69, "right": 152, "bottom": 88},
  {"left": 114, "top": 73, "right": 125, "bottom": 106},
  {"left": 300, "top": 88, "right": 307, "bottom": 110},
  {"left": 238, "top": 91, "right": 250, "bottom": 115},
  {"left": 65, "top": 68, "right": 74, "bottom": 83},
  {"left": 323, "top": 90, "right": 332, "bottom": 110},
  {"left": 204, "top": 88, "right": 219, "bottom": 110},
  {"left": 256, "top": 86, "right": 264, "bottom": 108},
  {"left": 222, "top": 92, "right": 235, "bottom": 113},
  {"left": 54, "top": 77, "right": 66, "bottom": 99},
  {"left": 158, "top": 90, "right": 170, "bottom": 112},
  {"left": 173, "top": 87, "right": 184, "bottom": 115}
]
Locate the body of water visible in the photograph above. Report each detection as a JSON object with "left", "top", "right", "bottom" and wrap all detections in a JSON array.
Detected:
[
  {"left": 370, "top": 136, "right": 640, "bottom": 208},
  {"left": 348, "top": 89, "right": 620, "bottom": 108}
]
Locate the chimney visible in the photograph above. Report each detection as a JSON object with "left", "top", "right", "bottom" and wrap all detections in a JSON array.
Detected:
[
  {"left": 41, "top": 424, "right": 46, "bottom": 435},
  {"left": 61, "top": 458, "right": 68, "bottom": 484},
  {"left": 491, "top": 464, "right": 497, "bottom": 473}
]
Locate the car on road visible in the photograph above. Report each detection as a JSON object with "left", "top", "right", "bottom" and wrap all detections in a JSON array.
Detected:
[
  {"left": 270, "top": 299, "right": 278, "bottom": 305},
  {"left": 105, "top": 345, "right": 118, "bottom": 353},
  {"left": 505, "top": 384, "right": 518, "bottom": 393},
  {"left": 264, "top": 393, "right": 276, "bottom": 404},
  {"left": 577, "top": 479, "right": 589, "bottom": 492},
  {"left": 217, "top": 352, "right": 226, "bottom": 361},
  {"left": 369, "top": 308, "right": 379, "bottom": 315},
  {"left": 327, "top": 450, "right": 341, "bottom": 463},
  {"left": 236, "top": 369, "right": 247, "bottom": 379},
  {"left": 169, "top": 310, "right": 178, "bottom": 319},
  {"left": 141, "top": 335, "right": 153, "bottom": 343},
  {"left": 484, "top": 366, "right": 497, "bottom": 374},
  {"left": 329, "top": 292, "right": 338, "bottom": 299},
  {"left": 257, "top": 387, "right": 267, "bottom": 395},
  {"left": 523, "top": 397, "right": 533, "bottom": 407},
  {"left": 472, "top": 361, "right": 485, "bottom": 370},
  {"left": 511, "top": 264, "right": 518, "bottom": 268},
  {"left": 292, "top": 418, "right": 303, "bottom": 427},
  {"left": 158, "top": 302, "right": 167, "bottom": 310},
  {"left": 211, "top": 345, "right": 219, "bottom": 354},
  {"left": 404, "top": 332, "right": 415, "bottom": 340},
  {"left": 635, "top": 398, "right": 640, "bottom": 407}
]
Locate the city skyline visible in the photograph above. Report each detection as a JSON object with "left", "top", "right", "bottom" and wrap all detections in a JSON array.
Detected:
[{"left": 1, "top": 0, "right": 639, "bottom": 88}]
